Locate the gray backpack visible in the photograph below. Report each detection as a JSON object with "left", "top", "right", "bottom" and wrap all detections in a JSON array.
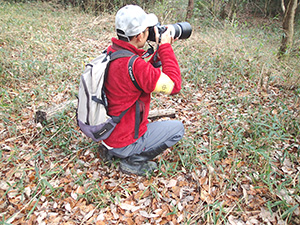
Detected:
[{"left": 77, "top": 49, "right": 141, "bottom": 142}]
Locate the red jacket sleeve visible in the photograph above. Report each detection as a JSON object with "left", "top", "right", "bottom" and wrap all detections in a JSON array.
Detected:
[
  {"left": 131, "top": 43, "right": 181, "bottom": 95},
  {"left": 157, "top": 43, "right": 181, "bottom": 94},
  {"left": 132, "top": 57, "right": 161, "bottom": 94}
]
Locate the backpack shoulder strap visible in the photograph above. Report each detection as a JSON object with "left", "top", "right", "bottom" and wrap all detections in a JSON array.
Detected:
[
  {"left": 128, "top": 55, "right": 143, "bottom": 92},
  {"left": 103, "top": 49, "right": 133, "bottom": 83},
  {"left": 109, "top": 49, "right": 133, "bottom": 61},
  {"left": 108, "top": 50, "right": 143, "bottom": 92},
  {"left": 105, "top": 50, "right": 143, "bottom": 139}
]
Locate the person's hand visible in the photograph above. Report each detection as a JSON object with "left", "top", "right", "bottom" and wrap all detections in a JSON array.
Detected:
[{"left": 154, "top": 26, "right": 175, "bottom": 45}]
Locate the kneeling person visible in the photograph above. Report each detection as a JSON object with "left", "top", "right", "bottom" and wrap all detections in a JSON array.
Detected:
[{"left": 102, "top": 5, "right": 184, "bottom": 176}]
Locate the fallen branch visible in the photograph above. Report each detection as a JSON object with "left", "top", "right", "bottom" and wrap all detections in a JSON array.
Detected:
[
  {"left": 148, "top": 108, "right": 176, "bottom": 120},
  {"left": 35, "top": 100, "right": 77, "bottom": 123},
  {"left": 274, "top": 84, "right": 299, "bottom": 90},
  {"left": 35, "top": 100, "right": 176, "bottom": 123}
]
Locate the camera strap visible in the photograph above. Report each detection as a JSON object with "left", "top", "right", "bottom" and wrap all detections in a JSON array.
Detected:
[
  {"left": 158, "top": 32, "right": 162, "bottom": 44},
  {"left": 141, "top": 42, "right": 155, "bottom": 59},
  {"left": 152, "top": 38, "right": 162, "bottom": 68},
  {"left": 153, "top": 32, "right": 163, "bottom": 60},
  {"left": 143, "top": 42, "right": 162, "bottom": 68},
  {"left": 152, "top": 50, "right": 162, "bottom": 68}
]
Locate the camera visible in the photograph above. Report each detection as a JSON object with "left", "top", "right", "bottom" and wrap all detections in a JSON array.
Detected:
[{"left": 147, "top": 22, "right": 192, "bottom": 42}]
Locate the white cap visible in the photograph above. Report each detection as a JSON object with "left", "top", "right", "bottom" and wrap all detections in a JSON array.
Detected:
[{"left": 115, "top": 5, "right": 158, "bottom": 38}]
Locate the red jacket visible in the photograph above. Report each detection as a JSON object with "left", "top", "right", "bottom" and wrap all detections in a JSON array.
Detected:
[{"left": 103, "top": 37, "right": 181, "bottom": 148}]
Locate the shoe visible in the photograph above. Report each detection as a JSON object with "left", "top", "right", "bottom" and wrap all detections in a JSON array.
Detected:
[
  {"left": 120, "top": 159, "right": 157, "bottom": 176},
  {"left": 119, "top": 143, "right": 169, "bottom": 176}
]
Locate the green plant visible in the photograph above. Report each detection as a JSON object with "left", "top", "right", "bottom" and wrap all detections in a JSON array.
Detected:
[{"left": 1, "top": 1, "right": 300, "bottom": 224}]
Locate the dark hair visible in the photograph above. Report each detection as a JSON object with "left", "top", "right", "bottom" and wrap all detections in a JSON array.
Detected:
[{"left": 116, "top": 29, "right": 134, "bottom": 42}]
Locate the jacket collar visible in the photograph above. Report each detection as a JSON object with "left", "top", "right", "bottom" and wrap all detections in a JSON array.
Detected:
[{"left": 110, "top": 37, "right": 146, "bottom": 56}]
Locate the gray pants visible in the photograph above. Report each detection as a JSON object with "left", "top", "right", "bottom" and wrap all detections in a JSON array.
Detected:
[{"left": 109, "top": 120, "right": 184, "bottom": 158}]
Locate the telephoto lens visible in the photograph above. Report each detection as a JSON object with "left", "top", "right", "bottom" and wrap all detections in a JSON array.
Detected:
[
  {"left": 171, "top": 22, "right": 192, "bottom": 39},
  {"left": 147, "top": 22, "right": 192, "bottom": 42}
]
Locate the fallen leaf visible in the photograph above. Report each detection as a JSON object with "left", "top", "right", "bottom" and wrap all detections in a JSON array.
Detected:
[
  {"left": 166, "top": 179, "right": 177, "bottom": 188},
  {"left": 65, "top": 203, "right": 72, "bottom": 212}
]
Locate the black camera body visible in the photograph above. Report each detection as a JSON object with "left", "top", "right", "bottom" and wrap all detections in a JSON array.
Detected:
[{"left": 147, "top": 22, "right": 192, "bottom": 42}]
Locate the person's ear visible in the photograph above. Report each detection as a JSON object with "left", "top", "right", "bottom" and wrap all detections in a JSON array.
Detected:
[{"left": 136, "top": 33, "right": 143, "bottom": 42}]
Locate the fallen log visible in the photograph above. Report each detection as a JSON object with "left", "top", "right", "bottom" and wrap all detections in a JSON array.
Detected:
[
  {"left": 35, "top": 100, "right": 77, "bottom": 123},
  {"left": 35, "top": 99, "right": 175, "bottom": 123},
  {"left": 148, "top": 108, "right": 176, "bottom": 120}
]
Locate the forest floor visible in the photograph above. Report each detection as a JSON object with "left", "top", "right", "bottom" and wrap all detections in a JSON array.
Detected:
[{"left": 0, "top": 1, "right": 300, "bottom": 224}]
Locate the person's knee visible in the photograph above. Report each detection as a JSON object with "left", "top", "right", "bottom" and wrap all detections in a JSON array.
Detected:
[
  {"left": 178, "top": 121, "right": 185, "bottom": 133},
  {"left": 173, "top": 120, "right": 185, "bottom": 137},
  {"left": 166, "top": 120, "right": 184, "bottom": 146}
]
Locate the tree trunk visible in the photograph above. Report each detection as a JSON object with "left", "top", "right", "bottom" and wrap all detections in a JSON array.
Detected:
[
  {"left": 186, "top": 0, "right": 194, "bottom": 21},
  {"left": 220, "top": 2, "right": 227, "bottom": 19},
  {"left": 228, "top": 0, "right": 237, "bottom": 21},
  {"left": 279, "top": 0, "right": 298, "bottom": 56}
]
